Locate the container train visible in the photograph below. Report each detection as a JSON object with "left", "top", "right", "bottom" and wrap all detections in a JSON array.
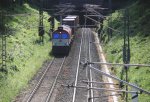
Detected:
[{"left": 52, "top": 15, "right": 79, "bottom": 55}]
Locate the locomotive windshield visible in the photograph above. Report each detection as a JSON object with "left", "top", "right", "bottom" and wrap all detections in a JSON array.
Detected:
[
  {"left": 53, "top": 33, "right": 60, "bottom": 39},
  {"left": 52, "top": 32, "right": 70, "bottom": 39},
  {"left": 62, "top": 33, "right": 69, "bottom": 39}
]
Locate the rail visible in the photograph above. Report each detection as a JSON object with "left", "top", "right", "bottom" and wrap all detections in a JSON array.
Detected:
[
  {"left": 45, "top": 57, "right": 66, "bottom": 102},
  {"left": 72, "top": 28, "right": 84, "bottom": 102},
  {"left": 26, "top": 58, "right": 55, "bottom": 102},
  {"left": 26, "top": 57, "right": 66, "bottom": 102}
]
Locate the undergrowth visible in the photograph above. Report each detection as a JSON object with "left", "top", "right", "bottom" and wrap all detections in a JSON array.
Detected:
[
  {"left": 0, "top": 4, "right": 54, "bottom": 102},
  {"left": 101, "top": 0, "right": 150, "bottom": 101}
]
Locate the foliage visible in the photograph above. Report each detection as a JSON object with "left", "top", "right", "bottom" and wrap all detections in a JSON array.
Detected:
[
  {"left": 101, "top": 0, "right": 150, "bottom": 101},
  {"left": 0, "top": 3, "right": 53, "bottom": 102}
]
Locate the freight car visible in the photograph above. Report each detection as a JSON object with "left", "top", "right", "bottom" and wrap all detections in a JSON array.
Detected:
[
  {"left": 52, "top": 15, "right": 79, "bottom": 55},
  {"left": 63, "top": 15, "right": 79, "bottom": 34}
]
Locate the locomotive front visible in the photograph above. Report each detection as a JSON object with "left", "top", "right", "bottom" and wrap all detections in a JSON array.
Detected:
[{"left": 52, "top": 26, "right": 72, "bottom": 55}]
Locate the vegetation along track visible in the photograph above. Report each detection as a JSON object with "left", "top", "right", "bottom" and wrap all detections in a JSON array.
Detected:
[{"left": 26, "top": 57, "right": 66, "bottom": 102}]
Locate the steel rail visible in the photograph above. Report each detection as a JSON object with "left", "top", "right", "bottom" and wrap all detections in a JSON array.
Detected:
[
  {"left": 84, "top": 28, "right": 90, "bottom": 102},
  {"left": 26, "top": 58, "right": 55, "bottom": 102},
  {"left": 88, "top": 65, "right": 150, "bottom": 95},
  {"left": 88, "top": 28, "right": 94, "bottom": 102},
  {"left": 83, "top": 28, "right": 90, "bottom": 102},
  {"left": 83, "top": 29, "right": 87, "bottom": 63},
  {"left": 72, "top": 28, "right": 84, "bottom": 102},
  {"left": 82, "top": 27, "right": 89, "bottom": 102},
  {"left": 45, "top": 57, "right": 66, "bottom": 102}
]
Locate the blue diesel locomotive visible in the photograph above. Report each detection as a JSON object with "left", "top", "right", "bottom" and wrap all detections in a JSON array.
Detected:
[{"left": 52, "top": 15, "right": 79, "bottom": 55}]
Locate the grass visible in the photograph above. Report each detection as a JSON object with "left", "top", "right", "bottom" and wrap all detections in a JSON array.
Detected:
[
  {"left": 0, "top": 3, "right": 55, "bottom": 102},
  {"left": 101, "top": 1, "right": 150, "bottom": 101}
]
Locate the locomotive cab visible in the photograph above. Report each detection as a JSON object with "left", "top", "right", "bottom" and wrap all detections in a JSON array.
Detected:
[
  {"left": 51, "top": 15, "right": 79, "bottom": 56},
  {"left": 52, "top": 26, "right": 72, "bottom": 55}
]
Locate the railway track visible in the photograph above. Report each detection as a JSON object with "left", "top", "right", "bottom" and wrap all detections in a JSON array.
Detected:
[
  {"left": 71, "top": 28, "right": 107, "bottom": 102},
  {"left": 26, "top": 57, "right": 66, "bottom": 102},
  {"left": 15, "top": 28, "right": 107, "bottom": 102},
  {"left": 72, "top": 28, "right": 95, "bottom": 102}
]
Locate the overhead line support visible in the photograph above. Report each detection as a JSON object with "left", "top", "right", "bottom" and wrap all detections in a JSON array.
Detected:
[{"left": 0, "top": 12, "right": 7, "bottom": 73}]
